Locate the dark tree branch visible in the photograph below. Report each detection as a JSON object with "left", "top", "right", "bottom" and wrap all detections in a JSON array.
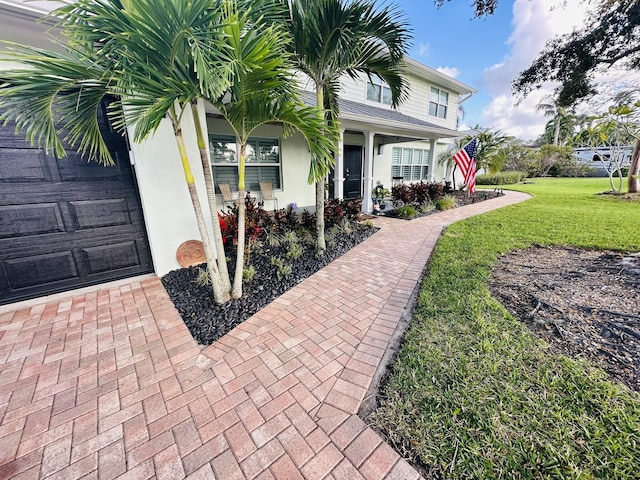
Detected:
[
  {"left": 597, "top": 44, "right": 640, "bottom": 64},
  {"left": 513, "top": 1, "right": 640, "bottom": 106},
  {"left": 434, "top": 0, "right": 499, "bottom": 17}
]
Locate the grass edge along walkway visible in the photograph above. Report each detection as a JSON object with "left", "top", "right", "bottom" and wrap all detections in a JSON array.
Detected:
[{"left": 371, "top": 178, "right": 640, "bottom": 480}]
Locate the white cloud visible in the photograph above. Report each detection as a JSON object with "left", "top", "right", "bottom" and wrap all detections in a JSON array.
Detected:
[
  {"left": 436, "top": 66, "right": 460, "bottom": 78},
  {"left": 417, "top": 42, "right": 430, "bottom": 57},
  {"left": 480, "top": 0, "right": 589, "bottom": 139},
  {"left": 482, "top": 90, "right": 551, "bottom": 140}
]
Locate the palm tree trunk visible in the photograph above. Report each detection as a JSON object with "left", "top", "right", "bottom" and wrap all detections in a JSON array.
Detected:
[
  {"left": 315, "top": 86, "right": 326, "bottom": 253},
  {"left": 315, "top": 179, "right": 325, "bottom": 248},
  {"left": 628, "top": 138, "right": 640, "bottom": 193},
  {"left": 171, "top": 114, "right": 229, "bottom": 304},
  {"left": 553, "top": 116, "right": 561, "bottom": 146},
  {"left": 232, "top": 142, "right": 246, "bottom": 299},
  {"left": 190, "top": 100, "right": 232, "bottom": 292}
]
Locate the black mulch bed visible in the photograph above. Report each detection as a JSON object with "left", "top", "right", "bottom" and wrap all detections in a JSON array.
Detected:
[
  {"left": 162, "top": 223, "right": 378, "bottom": 345},
  {"left": 378, "top": 189, "right": 505, "bottom": 219}
]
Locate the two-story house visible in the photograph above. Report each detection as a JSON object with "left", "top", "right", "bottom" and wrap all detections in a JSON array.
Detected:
[
  {"left": 204, "top": 60, "right": 474, "bottom": 213},
  {"left": 0, "top": 0, "right": 475, "bottom": 304}
]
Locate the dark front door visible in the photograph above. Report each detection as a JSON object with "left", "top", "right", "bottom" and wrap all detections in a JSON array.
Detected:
[
  {"left": 0, "top": 101, "right": 153, "bottom": 305},
  {"left": 343, "top": 145, "right": 362, "bottom": 199}
]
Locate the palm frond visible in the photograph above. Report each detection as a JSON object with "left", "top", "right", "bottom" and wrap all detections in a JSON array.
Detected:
[
  {"left": 0, "top": 44, "right": 113, "bottom": 164},
  {"left": 284, "top": 0, "right": 411, "bottom": 109},
  {"left": 49, "top": 0, "right": 234, "bottom": 142}
]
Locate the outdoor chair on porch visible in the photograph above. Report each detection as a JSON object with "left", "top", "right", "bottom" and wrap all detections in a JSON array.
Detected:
[
  {"left": 259, "top": 181, "right": 278, "bottom": 211},
  {"left": 218, "top": 182, "right": 237, "bottom": 208}
]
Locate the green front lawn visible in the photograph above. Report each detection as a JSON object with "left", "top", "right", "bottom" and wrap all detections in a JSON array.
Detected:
[{"left": 372, "top": 178, "right": 640, "bottom": 479}]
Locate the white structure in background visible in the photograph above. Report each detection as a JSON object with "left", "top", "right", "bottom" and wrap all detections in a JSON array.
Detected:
[
  {"left": 0, "top": 0, "right": 475, "bottom": 303},
  {"left": 574, "top": 146, "right": 634, "bottom": 177}
]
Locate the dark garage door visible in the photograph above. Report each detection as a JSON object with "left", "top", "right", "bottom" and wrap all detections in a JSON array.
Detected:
[{"left": 0, "top": 105, "right": 153, "bottom": 305}]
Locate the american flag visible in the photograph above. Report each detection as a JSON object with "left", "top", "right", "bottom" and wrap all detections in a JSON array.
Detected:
[{"left": 452, "top": 138, "right": 478, "bottom": 193}]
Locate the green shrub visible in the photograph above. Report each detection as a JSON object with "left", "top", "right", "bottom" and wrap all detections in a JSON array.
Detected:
[
  {"left": 296, "top": 228, "right": 314, "bottom": 245},
  {"left": 265, "top": 231, "right": 286, "bottom": 247},
  {"left": 435, "top": 195, "right": 456, "bottom": 210},
  {"left": 615, "top": 167, "right": 630, "bottom": 177},
  {"left": 396, "top": 205, "right": 417, "bottom": 219},
  {"left": 476, "top": 171, "right": 526, "bottom": 185},
  {"left": 242, "top": 265, "right": 256, "bottom": 281},
  {"left": 372, "top": 183, "right": 391, "bottom": 200},
  {"left": 419, "top": 202, "right": 436, "bottom": 214},
  {"left": 285, "top": 242, "right": 303, "bottom": 260},
  {"left": 270, "top": 256, "right": 292, "bottom": 280},
  {"left": 361, "top": 219, "right": 375, "bottom": 228},
  {"left": 194, "top": 267, "right": 210, "bottom": 286},
  {"left": 337, "top": 218, "right": 353, "bottom": 234}
]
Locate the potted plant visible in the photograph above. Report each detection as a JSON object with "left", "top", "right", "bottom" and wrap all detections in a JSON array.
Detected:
[{"left": 372, "top": 183, "right": 391, "bottom": 211}]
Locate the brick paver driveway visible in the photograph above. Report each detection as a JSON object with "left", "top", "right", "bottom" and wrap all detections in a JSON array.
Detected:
[{"left": 0, "top": 191, "right": 529, "bottom": 479}]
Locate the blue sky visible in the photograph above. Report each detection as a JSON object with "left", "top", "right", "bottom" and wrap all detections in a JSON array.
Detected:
[
  {"left": 394, "top": 0, "right": 590, "bottom": 140},
  {"left": 399, "top": 0, "right": 514, "bottom": 129}
]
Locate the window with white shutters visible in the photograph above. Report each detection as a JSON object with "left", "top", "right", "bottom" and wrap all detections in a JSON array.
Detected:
[
  {"left": 391, "top": 147, "right": 431, "bottom": 181},
  {"left": 209, "top": 135, "right": 281, "bottom": 192}
]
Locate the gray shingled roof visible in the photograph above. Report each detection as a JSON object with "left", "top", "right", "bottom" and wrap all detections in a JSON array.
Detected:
[{"left": 300, "top": 91, "right": 456, "bottom": 133}]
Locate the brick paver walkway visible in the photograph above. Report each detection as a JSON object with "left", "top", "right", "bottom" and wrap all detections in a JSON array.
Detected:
[{"left": 0, "top": 191, "right": 529, "bottom": 479}]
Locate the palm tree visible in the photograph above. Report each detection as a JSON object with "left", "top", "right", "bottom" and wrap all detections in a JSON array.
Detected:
[
  {"left": 209, "top": 1, "right": 335, "bottom": 298},
  {"left": 540, "top": 114, "right": 577, "bottom": 146},
  {"left": 458, "top": 128, "right": 509, "bottom": 173},
  {"left": 1, "top": 0, "right": 303, "bottom": 303},
  {"left": 281, "top": 0, "right": 411, "bottom": 252},
  {"left": 536, "top": 95, "right": 571, "bottom": 146},
  {"left": 1, "top": 0, "right": 237, "bottom": 303}
]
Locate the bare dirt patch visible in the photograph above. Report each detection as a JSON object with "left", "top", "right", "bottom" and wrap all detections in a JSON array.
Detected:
[{"left": 489, "top": 246, "right": 640, "bottom": 392}]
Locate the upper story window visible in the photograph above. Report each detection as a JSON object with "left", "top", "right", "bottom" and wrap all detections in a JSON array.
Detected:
[
  {"left": 366, "top": 76, "right": 393, "bottom": 106},
  {"left": 209, "top": 134, "right": 281, "bottom": 193},
  {"left": 429, "top": 87, "right": 449, "bottom": 119}
]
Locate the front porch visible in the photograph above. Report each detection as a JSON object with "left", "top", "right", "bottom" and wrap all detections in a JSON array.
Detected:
[{"left": 327, "top": 96, "right": 462, "bottom": 213}]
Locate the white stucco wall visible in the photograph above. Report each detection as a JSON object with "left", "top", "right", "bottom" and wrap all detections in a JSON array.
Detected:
[
  {"left": 128, "top": 104, "right": 213, "bottom": 277},
  {"left": 132, "top": 108, "right": 324, "bottom": 277}
]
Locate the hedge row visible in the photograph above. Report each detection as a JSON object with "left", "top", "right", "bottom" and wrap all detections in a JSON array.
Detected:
[{"left": 476, "top": 171, "right": 527, "bottom": 185}]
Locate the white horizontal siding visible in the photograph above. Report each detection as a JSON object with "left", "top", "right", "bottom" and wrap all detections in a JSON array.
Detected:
[
  {"left": 293, "top": 71, "right": 315, "bottom": 94},
  {"left": 338, "top": 72, "right": 461, "bottom": 131},
  {"left": 396, "top": 74, "right": 460, "bottom": 130},
  {"left": 340, "top": 76, "right": 367, "bottom": 103}
]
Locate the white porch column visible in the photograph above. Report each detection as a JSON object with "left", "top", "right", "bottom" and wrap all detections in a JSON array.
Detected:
[
  {"left": 363, "top": 130, "right": 375, "bottom": 214},
  {"left": 428, "top": 138, "right": 437, "bottom": 182},
  {"left": 334, "top": 128, "right": 345, "bottom": 199}
]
